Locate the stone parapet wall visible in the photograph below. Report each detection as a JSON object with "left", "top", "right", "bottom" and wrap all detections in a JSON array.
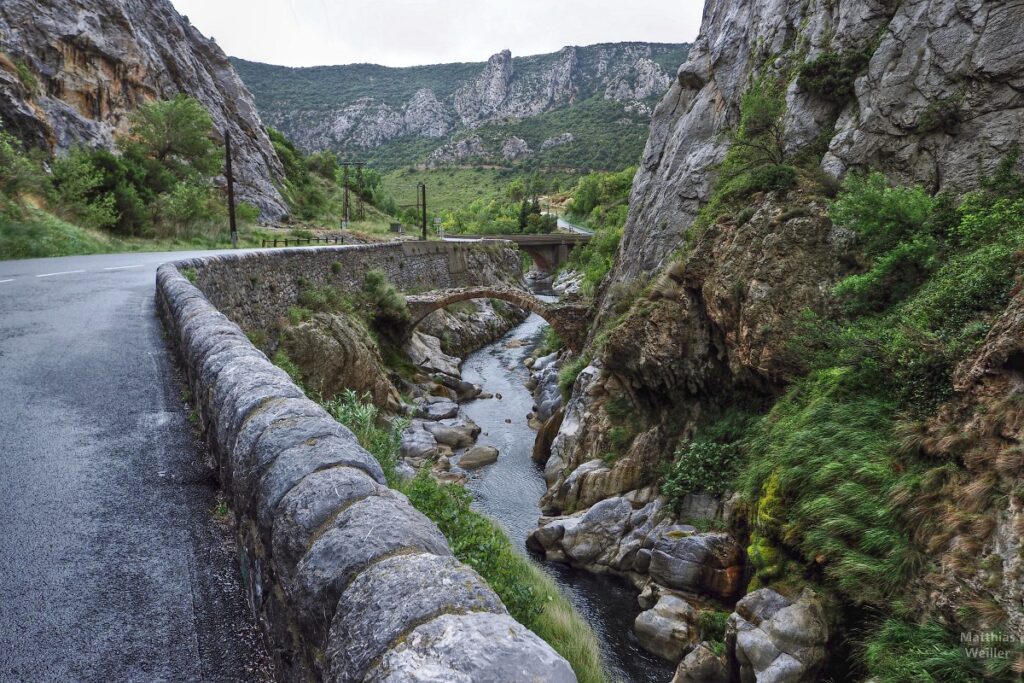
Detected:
[
  {"left": 178, "top": 241, "right": 523, "bottom": 336},
  {"left": 155, "top": 243, "right": 574, "bottom": 682}
]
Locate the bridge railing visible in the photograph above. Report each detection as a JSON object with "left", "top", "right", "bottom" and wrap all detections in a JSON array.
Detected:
[{"left": 260, "top": 235, "right": 348, "bottom": 248}]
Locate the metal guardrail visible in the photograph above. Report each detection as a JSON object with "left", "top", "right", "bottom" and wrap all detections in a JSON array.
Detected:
[{"left": 260, "top": 235, "right": 345, "bottom": 248}]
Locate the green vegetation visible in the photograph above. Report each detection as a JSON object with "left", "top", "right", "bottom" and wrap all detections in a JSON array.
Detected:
[
  {"left": 862, "top": 619, "right": 1003, "bottom": 682},
  {"left": 558, "top": 354, "right": 591, "bottom": 401},
  {"left": 290, "top": 270, "right": 409, "bottom": 345},
  {"left": 561, "top": 166, "right": 636, "bottom": 295},
  {"left": 382, "top": 168, "right": 509, "bottom": 215},
  {"left": 0, "top": 97, "right": 277, "bottom": 259},
  {"left": 324, "top": 389, "right": 608, "bottom": 683},
  {"left": 723, "top": 156, "right": 1024, "bottom": 679},
  {"left": 797, "top": 49, "right": 871, "bottom": 103},
  {"left": 663, "top": 409, "right": 757, "bottom": 509}
]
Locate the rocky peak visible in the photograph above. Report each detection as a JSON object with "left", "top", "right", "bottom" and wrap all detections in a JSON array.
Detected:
[
  {"left": 0, "top": 0, "right": 286, "bottom": 218},
  {"left": 454, "top": 49, "right": 515, "bottom": 126}
]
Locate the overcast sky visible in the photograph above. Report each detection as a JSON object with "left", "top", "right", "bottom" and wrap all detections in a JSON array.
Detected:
[{"left": 170, "top": 0, "right": 703, "bottom": 68}]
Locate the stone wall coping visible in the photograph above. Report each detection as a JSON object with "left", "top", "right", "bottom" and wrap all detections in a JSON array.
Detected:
[{"left": 155, "top": 244, "right": 575, "bottom": 682}]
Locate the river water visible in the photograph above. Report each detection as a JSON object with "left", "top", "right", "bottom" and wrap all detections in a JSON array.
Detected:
[{"left": 458, "top": 310, "right": 675, "bottom": 683}]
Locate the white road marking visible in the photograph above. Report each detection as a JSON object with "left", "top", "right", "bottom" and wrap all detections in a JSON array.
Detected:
[
  {"left": 0, "top": 279, "right": 13, "bottom": 284},
  {"left": 103, "top": 264, "right": 144, "bottom": 271},
  {"left": 36, "top": 270, "right": 86, "bottom": 278}
]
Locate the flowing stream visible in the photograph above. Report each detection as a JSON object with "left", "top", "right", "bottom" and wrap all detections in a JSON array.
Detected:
[{"left": 457, "top": 310, "right": 676, "bottom": 683}]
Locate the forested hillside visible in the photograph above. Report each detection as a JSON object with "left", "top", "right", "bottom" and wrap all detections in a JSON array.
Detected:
[{"left": 232, "top": 42, "right": 689, "bottom": 172}]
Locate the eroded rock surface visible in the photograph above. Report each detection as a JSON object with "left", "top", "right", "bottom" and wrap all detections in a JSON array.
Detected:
[{"left": 0, "top": 0, "right": 286, "bottom": 217}]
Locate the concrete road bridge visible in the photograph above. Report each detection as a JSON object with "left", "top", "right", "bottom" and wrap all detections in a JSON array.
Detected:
[
  {"left": 445, "top": 233, "right": 590, "bottom": 271},
  {"left": 406, "top": 286, "right": 590, "bottom": 351}
]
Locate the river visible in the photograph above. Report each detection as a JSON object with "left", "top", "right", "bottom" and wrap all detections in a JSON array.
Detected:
[{"left": 457, "top": 310, "right": 676, "bottom": 683}]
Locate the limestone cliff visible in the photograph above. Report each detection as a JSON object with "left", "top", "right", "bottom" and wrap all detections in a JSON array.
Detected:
[
  {"left": 610, "top": 0, "right": 1024, "bottom": 288},
  {"left": 0, "top": 0, "right": 287, "bottom": 218},
  {"left": 232, "top": 42, "right": 690, "bottom": 170}
]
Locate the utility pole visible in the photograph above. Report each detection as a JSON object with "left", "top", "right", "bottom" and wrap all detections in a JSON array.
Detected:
[
  {"left": 224, "top": 130, "right": 237, "bottom": 248},
  {"left": 418, "top": 182, "right": 427, "bottom": 241},
  {"left": 356, "top": 164, "right": 364, "bottom": 220},
  {"left": 342, "top": 163, "right": 350, "bottom": 229}
]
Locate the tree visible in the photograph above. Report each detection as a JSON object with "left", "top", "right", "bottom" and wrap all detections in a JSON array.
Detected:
[{"left": 120, "top": 95, "right": 220, "bottom": 181}]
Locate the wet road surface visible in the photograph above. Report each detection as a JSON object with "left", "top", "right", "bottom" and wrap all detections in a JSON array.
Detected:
[{"left": 0, "top": 252, "right": 270, "bottom": 682}]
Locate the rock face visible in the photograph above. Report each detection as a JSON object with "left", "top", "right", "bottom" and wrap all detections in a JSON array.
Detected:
[
  {"left": 282, "top": 312, "right": 400, "bottom": 409},
  {"left": 233, "top": 42, "right": 690, "bottom": 167},
  {"left": 0, "top": 0, "right": 286, "bottom": 218},
  {"left": 608, "top": 0, "right": 1024, "bottom": 289}
]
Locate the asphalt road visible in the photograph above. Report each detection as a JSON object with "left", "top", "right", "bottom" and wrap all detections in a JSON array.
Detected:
[{"left": 0, "top": 251, "right": 271, "bottom": 682}]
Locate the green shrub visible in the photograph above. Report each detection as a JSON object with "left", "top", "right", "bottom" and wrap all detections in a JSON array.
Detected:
[
  {"left": 296, "top": 283, "right": 353, "bottom": 314},
  {"left": 14, "top": 60, "right": 37, "bottom": 93},
  {"left": 797, "top": 49, "right": 871, "bottom": 103},
  {"left": 863, "top": 619, "right": 998, "bottom": 682},
  {"left": 362, "top": 269, "right": 410, "bottom": 332},
  {"left": 829, "top": 172, "right": 936, "bottom": 257},
  {"left": 558, "top": 354, "right": 590, "bottom": 401},
  {"left": 697, "top": 610, "right": 730, "bottom": 644},
  {"left": 50, "top": 150, "right": 118, "bottom": 230},
  {"left": 0, "top": 129, "right": 45, "bottom": 206},
  {"left": 663, "top": 441, "right": 742, "bottom": 502},
  {"left": 323, "top": 389, "right": 402, "bottom": 482},
  {"left": 741, "top": 369, "right": 922, "bottom": 603}
]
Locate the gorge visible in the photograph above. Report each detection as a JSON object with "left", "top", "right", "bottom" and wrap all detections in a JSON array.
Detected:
[{"left": 3, "top": 0, "right": 1024, "bottom": 680}]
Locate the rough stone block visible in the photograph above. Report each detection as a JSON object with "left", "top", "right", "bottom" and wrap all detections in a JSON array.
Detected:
[
  {"left": 290, "top": 493, "right": 451, "bottom": 648},
  {"left": 271, "top": 466, "right": 383, "bottom": 579},
  {"left": 361, "top": 612, "right": 577, "bottom": 683},
  {"left": 326, "top": 553, "right": 505, "bottom": 681}
]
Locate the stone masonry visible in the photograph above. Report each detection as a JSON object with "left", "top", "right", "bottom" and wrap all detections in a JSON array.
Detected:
[{"left": 156, "top": 243, "right": 575, "bottom": 682}]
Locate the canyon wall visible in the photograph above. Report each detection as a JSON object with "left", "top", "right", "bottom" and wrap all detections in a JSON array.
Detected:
[{"left": 0, "top": 0, "right": 287, "bottom": 218}]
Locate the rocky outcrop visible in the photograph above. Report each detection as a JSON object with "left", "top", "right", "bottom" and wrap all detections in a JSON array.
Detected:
[
  {"left": 542, "top": 132, "right": 576, "bottom": 150},
  {"left": 282, "top": 312, "right": 400, "bottom": 410},
  {"left": 157, "top": 253, "right": 575, "bottom": 681},
  {"left": 529, "top": 496, "right": 744, "bottom": 599},
  {"left": 0, "top": 0, "right": 286, "bottom": 218},
  {"left": 608, "top": 0, "right": 1024, "bottom": 289},
  {"left": 727, "top": 589, "right": 829, "bottom": 683},
  {"left": 425, "top": 134, "right": 486, "bottom": 168},
  {"left": 501, "top": 135, "right": 530, "bottom": 161}
]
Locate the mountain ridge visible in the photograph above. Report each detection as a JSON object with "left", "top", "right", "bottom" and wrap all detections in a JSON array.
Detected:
[{"left": 232, "top": 41, "right": 690, "bottom": 171}]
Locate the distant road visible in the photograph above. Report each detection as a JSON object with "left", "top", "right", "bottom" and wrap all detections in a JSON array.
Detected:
[
  {"left": 0, "top": 251, "right": 269, "bottom": 681},
  {"left": 556, "top": 216, "right": 593, "bottom": 236}
]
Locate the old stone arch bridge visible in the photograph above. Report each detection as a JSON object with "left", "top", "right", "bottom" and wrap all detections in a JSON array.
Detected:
[{"left": 405, "top": 287, "right": 591, "bottom": 351}]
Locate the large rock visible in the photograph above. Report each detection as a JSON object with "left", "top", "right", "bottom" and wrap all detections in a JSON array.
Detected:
[
  {"left": 457, "top": 444, "right": 499, "bottom": 469},
  {"left": 605, "top": 0, "right": 1024, "bottom": 294},
  {"left": 422, "top": 416, "right": 480, "bottom": 448},
  {"left": 0, "top": 0, "right": 287, "bottom": 218},
  {"left": 672, "top": 642, "right": 729, "bottom": 683},
  {"left": 404, "top": 330, "right": 462, "bottom": 377},
  {"left": 362, "top": 612, "right": 577, "bottom": 683},
  {"left": 634, "top": 594, "right": 700, "bottom": 662},
  {"left": 648, "top": 530, "right": 744, "bottom": 599},
  {"left": 401, "top": 426, "right": 439, "bottom": 462},
  {"left": 727, "top": 588, "right": 829, "bottom": 683},
  {"left": 283, "top": 312, "right": 399, "bottom": 410}
]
